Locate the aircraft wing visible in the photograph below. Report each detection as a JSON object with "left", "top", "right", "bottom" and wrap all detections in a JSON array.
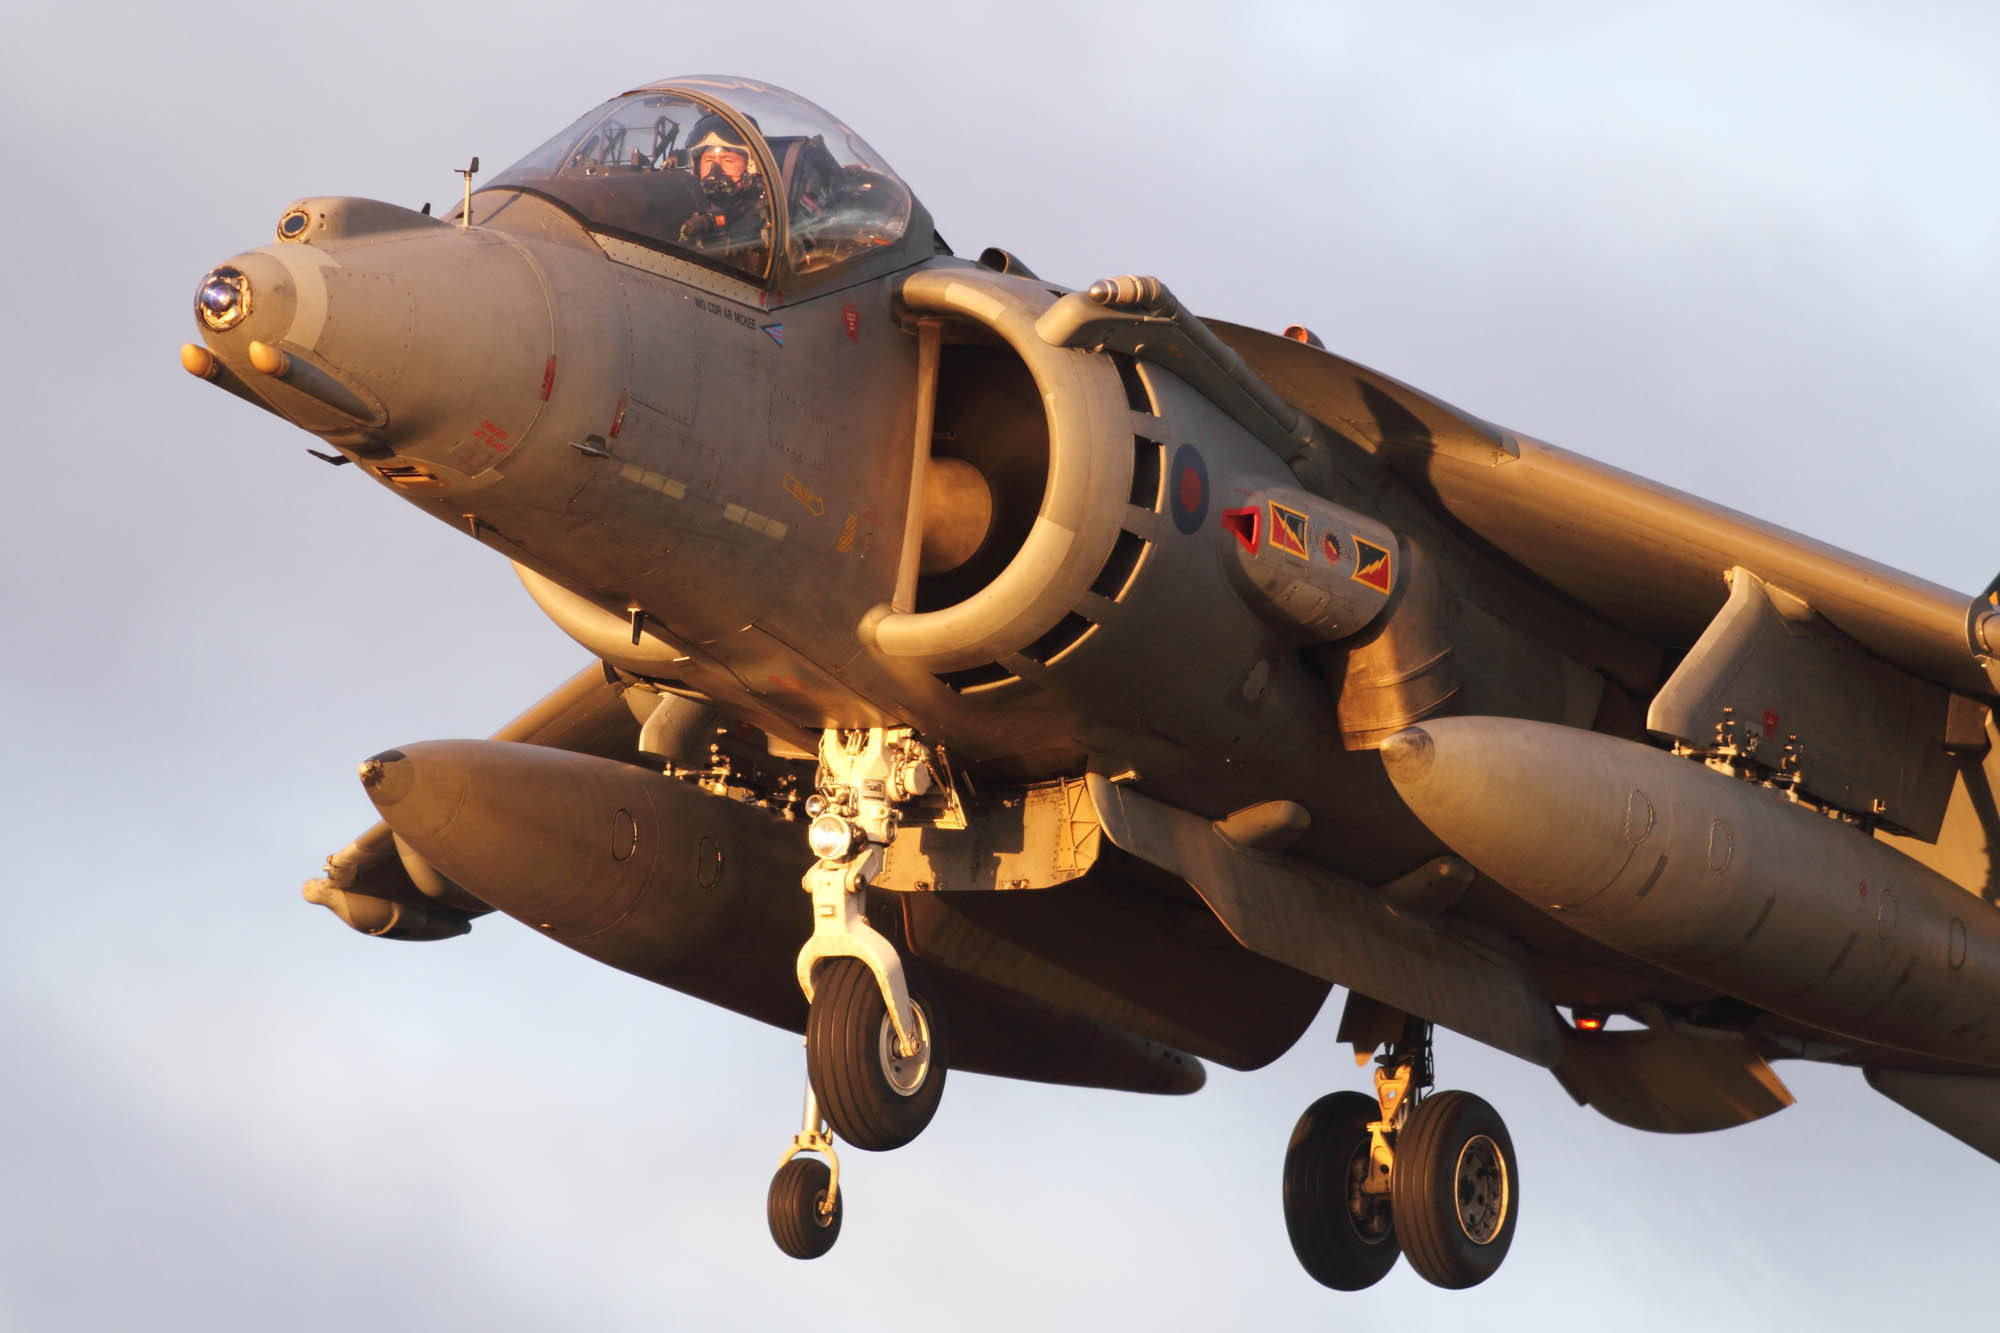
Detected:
[
  {"left": 303, "top": 663, "right": 643, "bottom": 939},
  {"left": 1210, "top": 319, "right": 1988, "bottom": 699}
]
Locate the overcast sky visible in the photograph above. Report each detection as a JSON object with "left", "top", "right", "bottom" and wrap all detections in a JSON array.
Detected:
[{"left": 3, "top": 2, "right": 1996, "bottom": 1328}]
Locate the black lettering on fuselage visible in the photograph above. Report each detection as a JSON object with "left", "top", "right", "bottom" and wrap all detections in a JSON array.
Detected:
[{"left": 694, "top": 295, "right": 762, "bottom": 332}]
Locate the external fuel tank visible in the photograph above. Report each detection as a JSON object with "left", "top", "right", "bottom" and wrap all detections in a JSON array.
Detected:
[{"left": 1380, "top": 716, "right": 2000, "bottom": 1064}]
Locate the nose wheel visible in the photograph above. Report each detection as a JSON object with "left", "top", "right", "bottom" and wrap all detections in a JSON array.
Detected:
[
  {"left": 1284, "top": 1021, "right": 1519, "bottom": 1291},
  {"left": 805, "top": 956, "right": 947, "bottom": 1151}
]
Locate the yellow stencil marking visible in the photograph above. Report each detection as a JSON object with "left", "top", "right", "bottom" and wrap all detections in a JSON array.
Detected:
[{"left": 783, "top": 474, "right": 826, "bottom": 517}]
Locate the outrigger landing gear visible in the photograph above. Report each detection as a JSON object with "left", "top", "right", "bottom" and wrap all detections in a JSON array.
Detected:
[
  {"left": 1283, "top": 1018, "right": 1519, "bottom": 1291},
  {"left": 767, "top": 726, "right": 950, "bottom": 1258}
]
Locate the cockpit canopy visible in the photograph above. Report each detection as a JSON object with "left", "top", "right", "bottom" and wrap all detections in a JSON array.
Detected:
[{"left": 485, "top": 77, "right": 933, "bottom": 298}]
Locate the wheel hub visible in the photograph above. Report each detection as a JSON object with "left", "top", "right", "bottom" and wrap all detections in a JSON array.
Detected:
[
  {"left": 1452, "top": 1133, "right": 1509, "bottom": 1244},
  {"left": 1342, "top": 1142, "right": 1394, "bottom": 1245},
  {"left": 877, "top": 1004, "right": 932, "bottom": 1096}
]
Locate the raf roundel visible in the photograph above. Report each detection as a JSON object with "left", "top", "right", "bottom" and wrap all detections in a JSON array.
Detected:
[{"left": 1169, "top": 443, "right": 1209, "bottom": 535}]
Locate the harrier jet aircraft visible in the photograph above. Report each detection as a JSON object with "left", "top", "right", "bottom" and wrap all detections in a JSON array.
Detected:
[{"left": 183, "top": 75, "right": 2000, "bottom": 1291}]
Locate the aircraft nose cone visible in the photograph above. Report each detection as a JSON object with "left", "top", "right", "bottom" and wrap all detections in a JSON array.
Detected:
[
  {"left": 191, "top": 201, "right": 555, "bottom": 478},
  {"left": 191, "top": 249, "right": 297, "bottom": 351},
  {"left": 195, "top": 266, "right": 251, "bottom": 332}
]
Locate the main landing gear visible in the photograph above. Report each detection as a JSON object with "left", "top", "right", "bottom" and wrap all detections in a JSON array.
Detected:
[
  {"left": 766, "top": 726, "right": 949, "bottom": 1260},
  {"left": 1283, "top": 1019, "right": 1519, "bottom": 1290}
]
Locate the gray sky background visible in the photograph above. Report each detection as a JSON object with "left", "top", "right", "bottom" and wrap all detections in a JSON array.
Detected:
[{"left": 3, "top": 2, "right": 1995, "bottom": 1328}]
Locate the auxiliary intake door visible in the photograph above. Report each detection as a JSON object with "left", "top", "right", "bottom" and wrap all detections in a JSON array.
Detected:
[{"left": 1648, "top": 566, "right": 1957, "bottom": 839}]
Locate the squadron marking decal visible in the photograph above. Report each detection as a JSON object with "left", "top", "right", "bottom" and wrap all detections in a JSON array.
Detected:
[
  {"left": 1351, "top": 535, "right": 1392, "bottom": 592},
  {"left": 1268, "top": 501, "right": 1310, "bottom": 560},
  {"left": 762, "top": 323, "right": 784, "bottom": 346}
]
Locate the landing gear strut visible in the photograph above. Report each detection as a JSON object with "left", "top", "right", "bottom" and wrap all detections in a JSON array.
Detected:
[
  {"left": 1283, "top": 1017, "right": 1519, "bottom": 1290},
  {"left": 767, "top": 1085, "right": 842, "bottom": 1260},
  {"left": 767, "top": 726, "right": 950, "bottom": 1258}
]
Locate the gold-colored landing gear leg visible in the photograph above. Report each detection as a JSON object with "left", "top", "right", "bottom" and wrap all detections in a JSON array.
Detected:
[{"left": 1284, "top": 1016, "right": 1520, "bottom": 1290}]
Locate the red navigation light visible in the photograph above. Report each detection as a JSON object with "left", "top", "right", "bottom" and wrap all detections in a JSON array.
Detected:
[{"left": 1572, "top": 1010, "right": 1606, "bottom": 1032}]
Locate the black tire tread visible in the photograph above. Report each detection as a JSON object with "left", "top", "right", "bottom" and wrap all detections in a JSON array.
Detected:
[
  {"left": 1282, "top": 1090, "right": 1400, "bottom": 1291},
  {"left": 805, "top": 958, "right": 946, "bottom": 1152},
  {"left": 1390, "top": 1090, "right": 1518, "bottom": 1290},
  {"left": 767, "top": 1157, "right": 841, "bottom": 1259}
]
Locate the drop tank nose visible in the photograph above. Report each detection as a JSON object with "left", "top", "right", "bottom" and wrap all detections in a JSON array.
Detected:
[{"left": 189, "top": 197, "right": 554, "bottom": 479}]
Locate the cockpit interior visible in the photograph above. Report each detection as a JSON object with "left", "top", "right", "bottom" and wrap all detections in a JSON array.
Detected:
[{"left": 482, "top": 77, "right": 929, "bottom": 295}]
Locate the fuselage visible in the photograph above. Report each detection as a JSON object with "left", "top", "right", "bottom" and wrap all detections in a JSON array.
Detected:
[{"left": 190, "top": 84, "right": 2000, "bottom": 1084}]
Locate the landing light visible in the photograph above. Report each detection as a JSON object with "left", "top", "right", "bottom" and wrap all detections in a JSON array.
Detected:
[
  {"left": 196, "top": 266, "right": 250, "bottom": 331},
  {"left": 808, "top": 814, "right": 858, "bottom": 862}
]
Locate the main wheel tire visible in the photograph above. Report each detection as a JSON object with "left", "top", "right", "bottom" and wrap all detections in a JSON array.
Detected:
[
  {"left": 1390, "top": 1090, "right": 1518, "bottom": 1289},
  {"left": 767, "top": 1157, "right": 842, "bottom": 1260},
  {"left": 805, "top": 957, "right": 947, "bottom": 1152},
  {"left": 1282, "top": 1091, "right": 1401, "bottom": 1290}
]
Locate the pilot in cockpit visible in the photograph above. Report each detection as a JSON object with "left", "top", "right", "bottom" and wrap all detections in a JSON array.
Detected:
[{"left": 677, "top": 115, "right": 771, "bottom": 273}]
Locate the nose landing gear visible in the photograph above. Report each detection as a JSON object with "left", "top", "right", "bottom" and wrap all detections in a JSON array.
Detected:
[
  {"left": 767, "top": 726, "right": 950, "bottom": 1258},
  {"left": 1283, "top": 1018, "right": 1519, "bottom": 1291},
  {"left": 804, "top": 955, "right": 947, "bottom": 1151}
]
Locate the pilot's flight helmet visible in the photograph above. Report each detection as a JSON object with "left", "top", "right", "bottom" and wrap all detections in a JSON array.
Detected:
[{"left": 687, "top": 113, "right": 758, "bottom": 201}]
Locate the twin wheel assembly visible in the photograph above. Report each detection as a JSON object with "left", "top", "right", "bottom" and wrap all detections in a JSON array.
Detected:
[{"left": 1283, "top": 1029, "right": 1520, "bottom": 1290}]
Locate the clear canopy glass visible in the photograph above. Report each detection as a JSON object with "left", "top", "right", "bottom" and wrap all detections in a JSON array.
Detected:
[{"left": 486, "top": 77, "right": 917, "bottom": 289}]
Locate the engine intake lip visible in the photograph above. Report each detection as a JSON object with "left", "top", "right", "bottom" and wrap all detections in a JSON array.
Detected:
[{"left": 868, "top": 268, "right": 1129, "bottom": 674}]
